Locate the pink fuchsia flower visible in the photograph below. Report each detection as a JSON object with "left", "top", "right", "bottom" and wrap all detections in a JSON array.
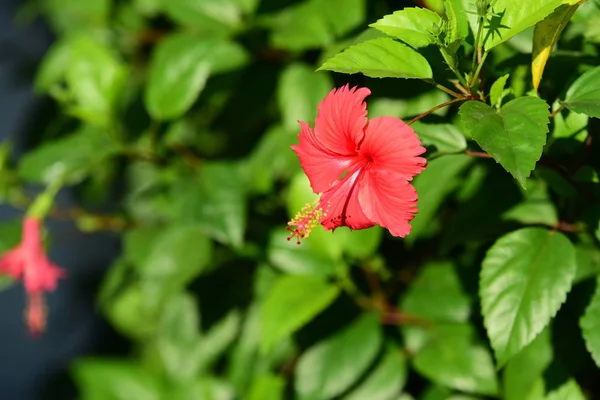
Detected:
[
  {"left": 288, "top": 85, "right": 426, "bottom": 242},
  {"left": 0, "top": 217, "right": 65, "bottom": 335}
]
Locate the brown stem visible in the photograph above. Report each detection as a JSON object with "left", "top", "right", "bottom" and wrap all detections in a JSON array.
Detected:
[
  {"left": 380, "top": 310, "right": 432, "bottom": 327},
  {"left": 407, "top": 97, "right": 467, "bottom": 125},
  {"left": 553, "top": 221, "right": 582, "bottom": 234},
  {"left": 465, "top": 150, "right": 492, "bottom": 158},
  {"left": 550, "top": 105, "right": 564, "bottom": 119}
]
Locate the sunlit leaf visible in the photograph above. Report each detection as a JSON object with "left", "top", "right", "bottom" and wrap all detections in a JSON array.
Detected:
[
  {"left": 145, "top": 33, "right": 247, "bottom": 120},
  {"left": 295, "top": 313, "right": 382, "bottom": 399},
  {"left": 503, "top": 328, "right": 553, "bottom": 400},
  {"left": 19, "top": 126, "right": 122, "bottom": 184},
  {"left": 370, "top": 8, "right": 443, "bottom": 48},
  {"left": 480, "top": 228, "right": 576, "bottom": 367},
  {"left": 545, "top": 379, "right": 586, "bottom": 400},
  {"left": 532, "top": 3, "right": 580, "bottom": 91},
  {"left": 72, "top": 359, "right": 161, "bottom": 400},
  {"left": 344, "top": 342, "right": 407, "bottom": 400},
  {"left": 482, "top": 0, "right": 572, "bottom": 50},
  {"left": 412, "top": 122, "right": 467, "bottom": 154},
  {"left": 319, "top": 38, "right": 433, "bottom": 79},
  {"left": 278, "top": 63, "right": 332, "bottom": 131},
  {"left": 413, "top": 324, "right": 498, "bottom": 396},
  {"left": 260, "top": 275, "right": 339, "bottom": 353}
]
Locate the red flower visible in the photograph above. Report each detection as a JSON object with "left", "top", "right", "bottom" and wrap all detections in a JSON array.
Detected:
[
  {"left": 288, "top": 85, "right": 426, "bottom": 242},
  {"left": 0, "top": 217, "right": 65, "bottom": 335}
]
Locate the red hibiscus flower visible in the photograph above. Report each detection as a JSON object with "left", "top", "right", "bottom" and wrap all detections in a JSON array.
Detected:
[
  {"left": 0, "top": 217, "right": 65, "bottom": 335},
  {"left": 288, "top": 85, "right": 426, "bottom": 242}
]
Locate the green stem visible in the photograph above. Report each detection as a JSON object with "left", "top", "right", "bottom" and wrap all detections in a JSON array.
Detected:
[
  {"left": 469, "top": 50, "right": 489, "bottom": 90},
  {"left": 425, "top": 80, "right": 462, "bottom": 98},
  {"left": 27, "top": 178, "right": 64, "bottom": 219},
  {"left": 471, "top": 15, "right": 485, "bottom": 74}
]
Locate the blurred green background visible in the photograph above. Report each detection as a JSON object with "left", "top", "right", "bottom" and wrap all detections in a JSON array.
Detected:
[{"left": 1, "top": 0, "right": 600, "bottom": 399}]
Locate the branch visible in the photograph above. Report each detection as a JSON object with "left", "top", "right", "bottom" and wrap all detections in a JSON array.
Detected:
[{"left": 407, "top": 97, "right": 467, "bottom": 125}]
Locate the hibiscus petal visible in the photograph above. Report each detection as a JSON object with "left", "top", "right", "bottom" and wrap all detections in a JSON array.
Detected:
[
  {"left": 360, "top": 116, "right": 426, "bottom": 181},
  {"left": 319, "top": 169, "right": 375, "bottom": 232},
  {"left": 314, "top": 85, "right": 370, "bottom": 156},
  {"left": 292, "top": 122, "right": 355, "bottom": 194},
  {"left": 0, "top": 249, "right": 25, "bottom": 278},
  {"left": 358, "top": 169, "right": 419, "bottom": 238},
  {"left": 23, "top": 260, "right": 65, "bottom": 293}
]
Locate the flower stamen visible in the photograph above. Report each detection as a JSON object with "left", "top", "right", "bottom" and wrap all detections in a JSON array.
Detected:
[{"left": 287, "top": 201, "right": 327, "bottom": 244}]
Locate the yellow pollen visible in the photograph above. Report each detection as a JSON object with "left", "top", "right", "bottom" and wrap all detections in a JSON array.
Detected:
[{"left": 287, "top": 201, "right": 325, "bottom": 244}]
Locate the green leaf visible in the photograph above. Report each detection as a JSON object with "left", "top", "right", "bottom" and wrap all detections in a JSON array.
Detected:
[
  {"left": 268, "top": 1, "right": 332, "bottom": 51},
  {"left": 163, "top": 0, "right": 242, "bottom": 33},
  {"left": 172, "top": 162, "right": 246, "bottom": 248},
  {"left": 482, "top": 0, "right": 568, "bottom": 50},
  {"left": 344, "top": 342, "right": 407, "bottom": 400},
  {"left": 138, "top": 224, "right": 213, "bottom": 309},
  {"left": 19, "top": 126, "right": 122, "bottom": 184},
  {"left": 319, "top": 38, "right": 433, "bottom": 79},
  {"left": 104, "top": 284, "right": 159, "bottom": 339},
  {"left": 413, "top": 324, "right": 498, "bottom": 396},
  {"left": 245, "top": 125, "right": 300, "bottom": 194},
  {"left": 72, "top": 358, "right": 161, "bottom": 400},
  {"left": 573, "top": 166, "right": 599, "bottom": 183},
  {"left": 401, "top": 261, "right": 471, "bottom": 324},
  {"left": 315, "top": 0, "right": 365, "bottom": 37},
  {"left": 400, "top": 262, "right": 472, "bottom": 356},
  {"left": 247, "top": 374, "right": 285, "bottom": 400},
  {"left": 575, "top": 244, "right": 600, "bottom": 283},
  {"left": 196, "top": 310, "right": 241, "bottom": 374},
  {"left": 459, "top": 97, "right": 550, "bottom": 188},
  {"left": 35, "top": 36, "right": 75, "bottom": 93},
  {"left": 267, "top": 228, "right": 341, "bottom": 276},
  {"left": 123, "top": 226, "right": 162, "bottom": 267},
  {"left": 0, "top": 220, "right": 22, "bottom": 290},
  {"left": 412, "top": 122, "right": 467, "bottom": 154},
  {"left": 409, "top": 154, "right": 472, "bottom": 241},
  {"left": 338, "top": 227, "right": 383, "bottom": 260},
  {"left": 580, "top": 275, "right": 600, "bottom": 367},
  {"left": 503, "top": 328, "right": 553, "bottom": 400},
  {"left": 42, "top": 0, "right": 110, "bottom": 34},
  {"left": 278, "top": 63, "right": 332, "bottom": 131},
  {"left": 260, "top": 275, "right": 340, "bottom": 352},
  {"left": 169, "top": 378, "right": 235, "bottom": 400},
  {"left": 268, "top": 0, "right": 365, "bottom": 51},
  {"left": 502, "top": 179, "right": 558, "bottom": 226},
  {"left": 294, "top": 313, "right": 383, "bottom": 399},
  {"left": 444, "top": 0, "right": 469, "bottom": 47},
  {"left": 156, "top": 293, "right": 203, "bottom": 382},
  {"left": 65, "top": 36, "right": 126, "bottom": 126},
  {"left": 145, "top": 33, "right": 247, "bottom": 120},
  {"left": 480, "top": 228, "right": 577, "bottom": 367},
  {"left": 532, "top": 3, "right": 580, "bottom": 91},
  {"left": 227, "top": 304, "right": 293, "bottom": 395},
  {"left": 490, "top": 74, "right": 510, "bottom": 108},
  {"left": 420, "top": 385, "right": 453, "bottom": 400},
  {"left": 545, "top": 379, "right": 586, "bottom": 400},
  {"left": 0, "top": 220, "right": 22, "bottom": 253},
  {"left": 369, "top": 8, "right": 443, "bottom": 48},
  {"left": 562, "top": 66, "right": 600, "bottom": 118}
]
